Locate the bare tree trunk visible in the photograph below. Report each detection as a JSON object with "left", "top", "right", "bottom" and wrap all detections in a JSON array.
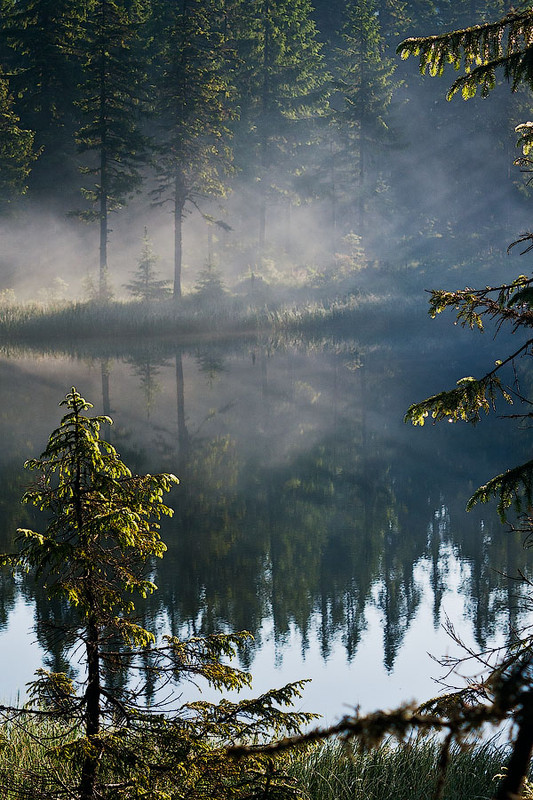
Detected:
[
  {"left": 99, "top": 143, "right": 108, "bottom": 298},
  {"left": 330, "top": 140, "right": 337, "bottom": 254},
  {"left": 259, "top": 0, "right": 271, "bottom": 254},
  {"left": 98, "top": 3, "right": 108, "bottom": 300},
  {"left": 174, "top": 175, "right": 185, "bottom": 299}
]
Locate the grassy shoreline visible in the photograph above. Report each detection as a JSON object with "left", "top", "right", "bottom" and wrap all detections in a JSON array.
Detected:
[
  {"left": 0, "top": 719, "right": 515, "bottom": 800},
  {"left": 0, "top": 292, "right": 428, "bottom": 345}
]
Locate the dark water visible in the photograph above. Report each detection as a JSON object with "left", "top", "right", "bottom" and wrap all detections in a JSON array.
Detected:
[{"left": 0, "top": 316, "right": 531, "bottom": 721}]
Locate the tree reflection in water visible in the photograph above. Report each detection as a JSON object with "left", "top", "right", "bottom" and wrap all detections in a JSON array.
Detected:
[{"left": 0, "top": 331, "right": 530, "bottom": 712}]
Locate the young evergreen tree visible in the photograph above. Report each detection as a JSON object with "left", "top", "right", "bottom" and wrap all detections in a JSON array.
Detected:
[
  {"left": 4, "top": 387, "right": 315, "bottom": 799},
  {"left": 75, "top": 0, "right": 149, "bottom": 299},
  {"left": 124, "top": 227, "right": 171, "bottom": 301},
  {"left": 150, "top": 0, "right": 235, "bottom": 300}
]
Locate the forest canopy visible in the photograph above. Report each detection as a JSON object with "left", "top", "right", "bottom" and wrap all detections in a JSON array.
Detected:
[{"left": 0, "top": 0, "right": 528, "bottom": 299}]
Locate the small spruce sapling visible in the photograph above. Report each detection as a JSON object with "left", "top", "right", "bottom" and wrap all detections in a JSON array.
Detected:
[
  {"left": 124, "top": 228, "right": 171, "bottom": 302},
  {"left": 6, "top": 388, "right": 315, "bottom": 800}
]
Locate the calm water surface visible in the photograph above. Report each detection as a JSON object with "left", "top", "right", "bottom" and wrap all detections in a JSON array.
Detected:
[{"left": 0, "top": 318, "right": 531, "bottom": 722}]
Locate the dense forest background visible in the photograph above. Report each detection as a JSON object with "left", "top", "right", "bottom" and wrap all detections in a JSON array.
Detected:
[{"left": 0, "top": 0, "right": 527, "bottom": 300}]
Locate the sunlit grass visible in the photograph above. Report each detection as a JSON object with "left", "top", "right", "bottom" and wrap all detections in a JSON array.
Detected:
[
  {"left": 290, "top": 737, "right": 514, "bottom": 800},
  {"left": 0, "top": 718, "right": 519, "bottom": 799},
  {"left": 0, "top": 292, "right": 424, "bottom": 347},
  {"left": 0, "top": 715, "right": 77, "bottom": 798}
]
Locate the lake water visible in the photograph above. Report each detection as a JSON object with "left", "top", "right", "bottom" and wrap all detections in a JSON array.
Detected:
[{"left": 0, "top": 305, "right": 531, "bottom": 724}]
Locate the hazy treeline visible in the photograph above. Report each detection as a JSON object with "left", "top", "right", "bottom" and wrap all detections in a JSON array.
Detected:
[{"left": 0, "top": 0, "right": 526, "bottom": 298}]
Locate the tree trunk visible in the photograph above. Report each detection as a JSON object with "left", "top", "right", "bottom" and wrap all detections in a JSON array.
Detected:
[
  {"left": 259, "top": 0, "right": 271, "bottom": 254},
  {"left": 174, "top": 174, "right": 185, "bottom": 299},
  {"left": 493, "top": 700, "right": 533, "bottom": 800},
  {"left": 330, "top": 140, "right": 337, "bottom": 255},
  {"left": 99, "top": 143, "right": 108, "bottom": 298},
  {"left": 99, "top": 19, "right": 108, "bottom": 301},
  {"left": 80, "top": 613, "right": 101, "bottom": 800},
  {"left": 358, "top": 18, "right": 366, "bottom": 238}
]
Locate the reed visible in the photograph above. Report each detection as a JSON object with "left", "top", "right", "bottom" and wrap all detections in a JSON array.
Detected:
[
  {"left": 0, "top": 298, "right": 267, "bottom": 341},
  {"left": 0, "top": 714, "right": 77, "bottom": 798},
  {"left": 289, "top": 737, "right": 516, "bottom": 800}
]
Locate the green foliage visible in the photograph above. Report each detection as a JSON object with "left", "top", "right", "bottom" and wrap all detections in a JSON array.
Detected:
[
  {"left": 231, "top": 650, "right": 533, "bottom": 800},
  {"left": 17, "top": 386, "right": 176, "bottom": 631},
  {"left": 401, "top": 268, "right": 533, "bottom": 516},
  {"left": 150, "top": 0, "right": 235, "bottom": 296},
  {"left": 291, "top": 738, "right": 509, "bottom": 800},
  {"left": 332, "top": 0, "right": 398, "bottom": 230},
  {"left": 74, "top": 0, "right": 150, "bottom": 293},
  {"left": 193, "top": 265, "right": 228, "bottom": 309},
  {"left": 0, "top": 0, "right": 82, "bottom": 195},
  {"left": 405, "top": 375, "right": 512, "bottom": 426},
  {"left": 397, "top": 7, "right": 533, "bottom": 100},
  {"left": 1, "top": 388, "right": 317, "bottom": 799},
  {"left": 231, "top": 0, "right": 329, "bottom": 246}
]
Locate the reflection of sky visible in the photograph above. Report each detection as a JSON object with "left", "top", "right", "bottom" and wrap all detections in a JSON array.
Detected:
[
  {"left": 169, "top": 547, "right": 514, "bottom": 723},
  {"left": 0, "top": 547, "right": 522, "bottom": 721},
  {"left": 0, "top": 597, "right": 44, "bottom": 703}
]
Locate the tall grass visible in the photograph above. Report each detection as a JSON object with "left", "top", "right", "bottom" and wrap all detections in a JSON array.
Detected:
[
  {"left": 0, "top": 714, "right": 77, "bottom": 798},
  {"left": 0, "top": 297, "right": 269, "bottom": 342},
  {"left": 0, "top": 293, "right": 419, "bottom": 345},
  {"left": 290, "top": 738, "right": 516, "bottom": 800},
  {"left": 0, "top": 719, "right": 523, "bottom": 799}
]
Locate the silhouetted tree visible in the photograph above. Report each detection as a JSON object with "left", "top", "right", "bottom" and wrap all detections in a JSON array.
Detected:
[
  {"left": 0, "top": 0, "right": 82, "bottom": 197},
  {"left": 75, "top": 0, "right": 149, "bottom": 298},
  {"left": 332, "top": 0, "right": 397, "bottom": 239},
  {"left": 232, "top": 0, "right": 329, "bottom": 253},
  {"left": 0, "top": 67, "right": 37, "bottom": 200}
]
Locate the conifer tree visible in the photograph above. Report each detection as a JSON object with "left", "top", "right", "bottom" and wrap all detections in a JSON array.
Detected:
[
  {"left": 3, "top": 388, "right": 315, "bottom": 799},
  {"left": 0, "top": 66, "right": 37, "bottom": 200},
  {"left": 75, "top": 0, "right": 149, "bottom": 299},
  {"left": 397, "top": 4, "right": 533, "bottom": 513},
  {"left": 332, "top": 0, "right": 397, "bottom": 240},
  {"left": 150, "top": 0, "right": 235, "bottom": 300},
  {"left": 397, "top": 4, "right": 533, "bottom": 103},
  {"left": 0, "top": 0, "right": 83, "bottom": 196},
  {"left": 232, "top": 0, "right": 329, "bottom": 253},
  {"left": 124, "top": 227, "right": 171, "bottom": 301}
]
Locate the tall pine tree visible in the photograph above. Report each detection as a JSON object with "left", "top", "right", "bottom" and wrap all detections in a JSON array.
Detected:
[
  {"left": 331, "top": 0, "right": 397, "bottom": 243},
  {"left": 0, "top": 66, "right": 37, "bottom": 202},
  {"left": 0, "top": 0, "right": 83, "bottom": 199},
  {"left": 232, "top": 0, "right": 329, "bottom": 254},
  {"left": 150, "top": 0, "right": 235, "bottom": 300},
  {"left": 75, "top": 0, "right": 149, "bottom": 299}
]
